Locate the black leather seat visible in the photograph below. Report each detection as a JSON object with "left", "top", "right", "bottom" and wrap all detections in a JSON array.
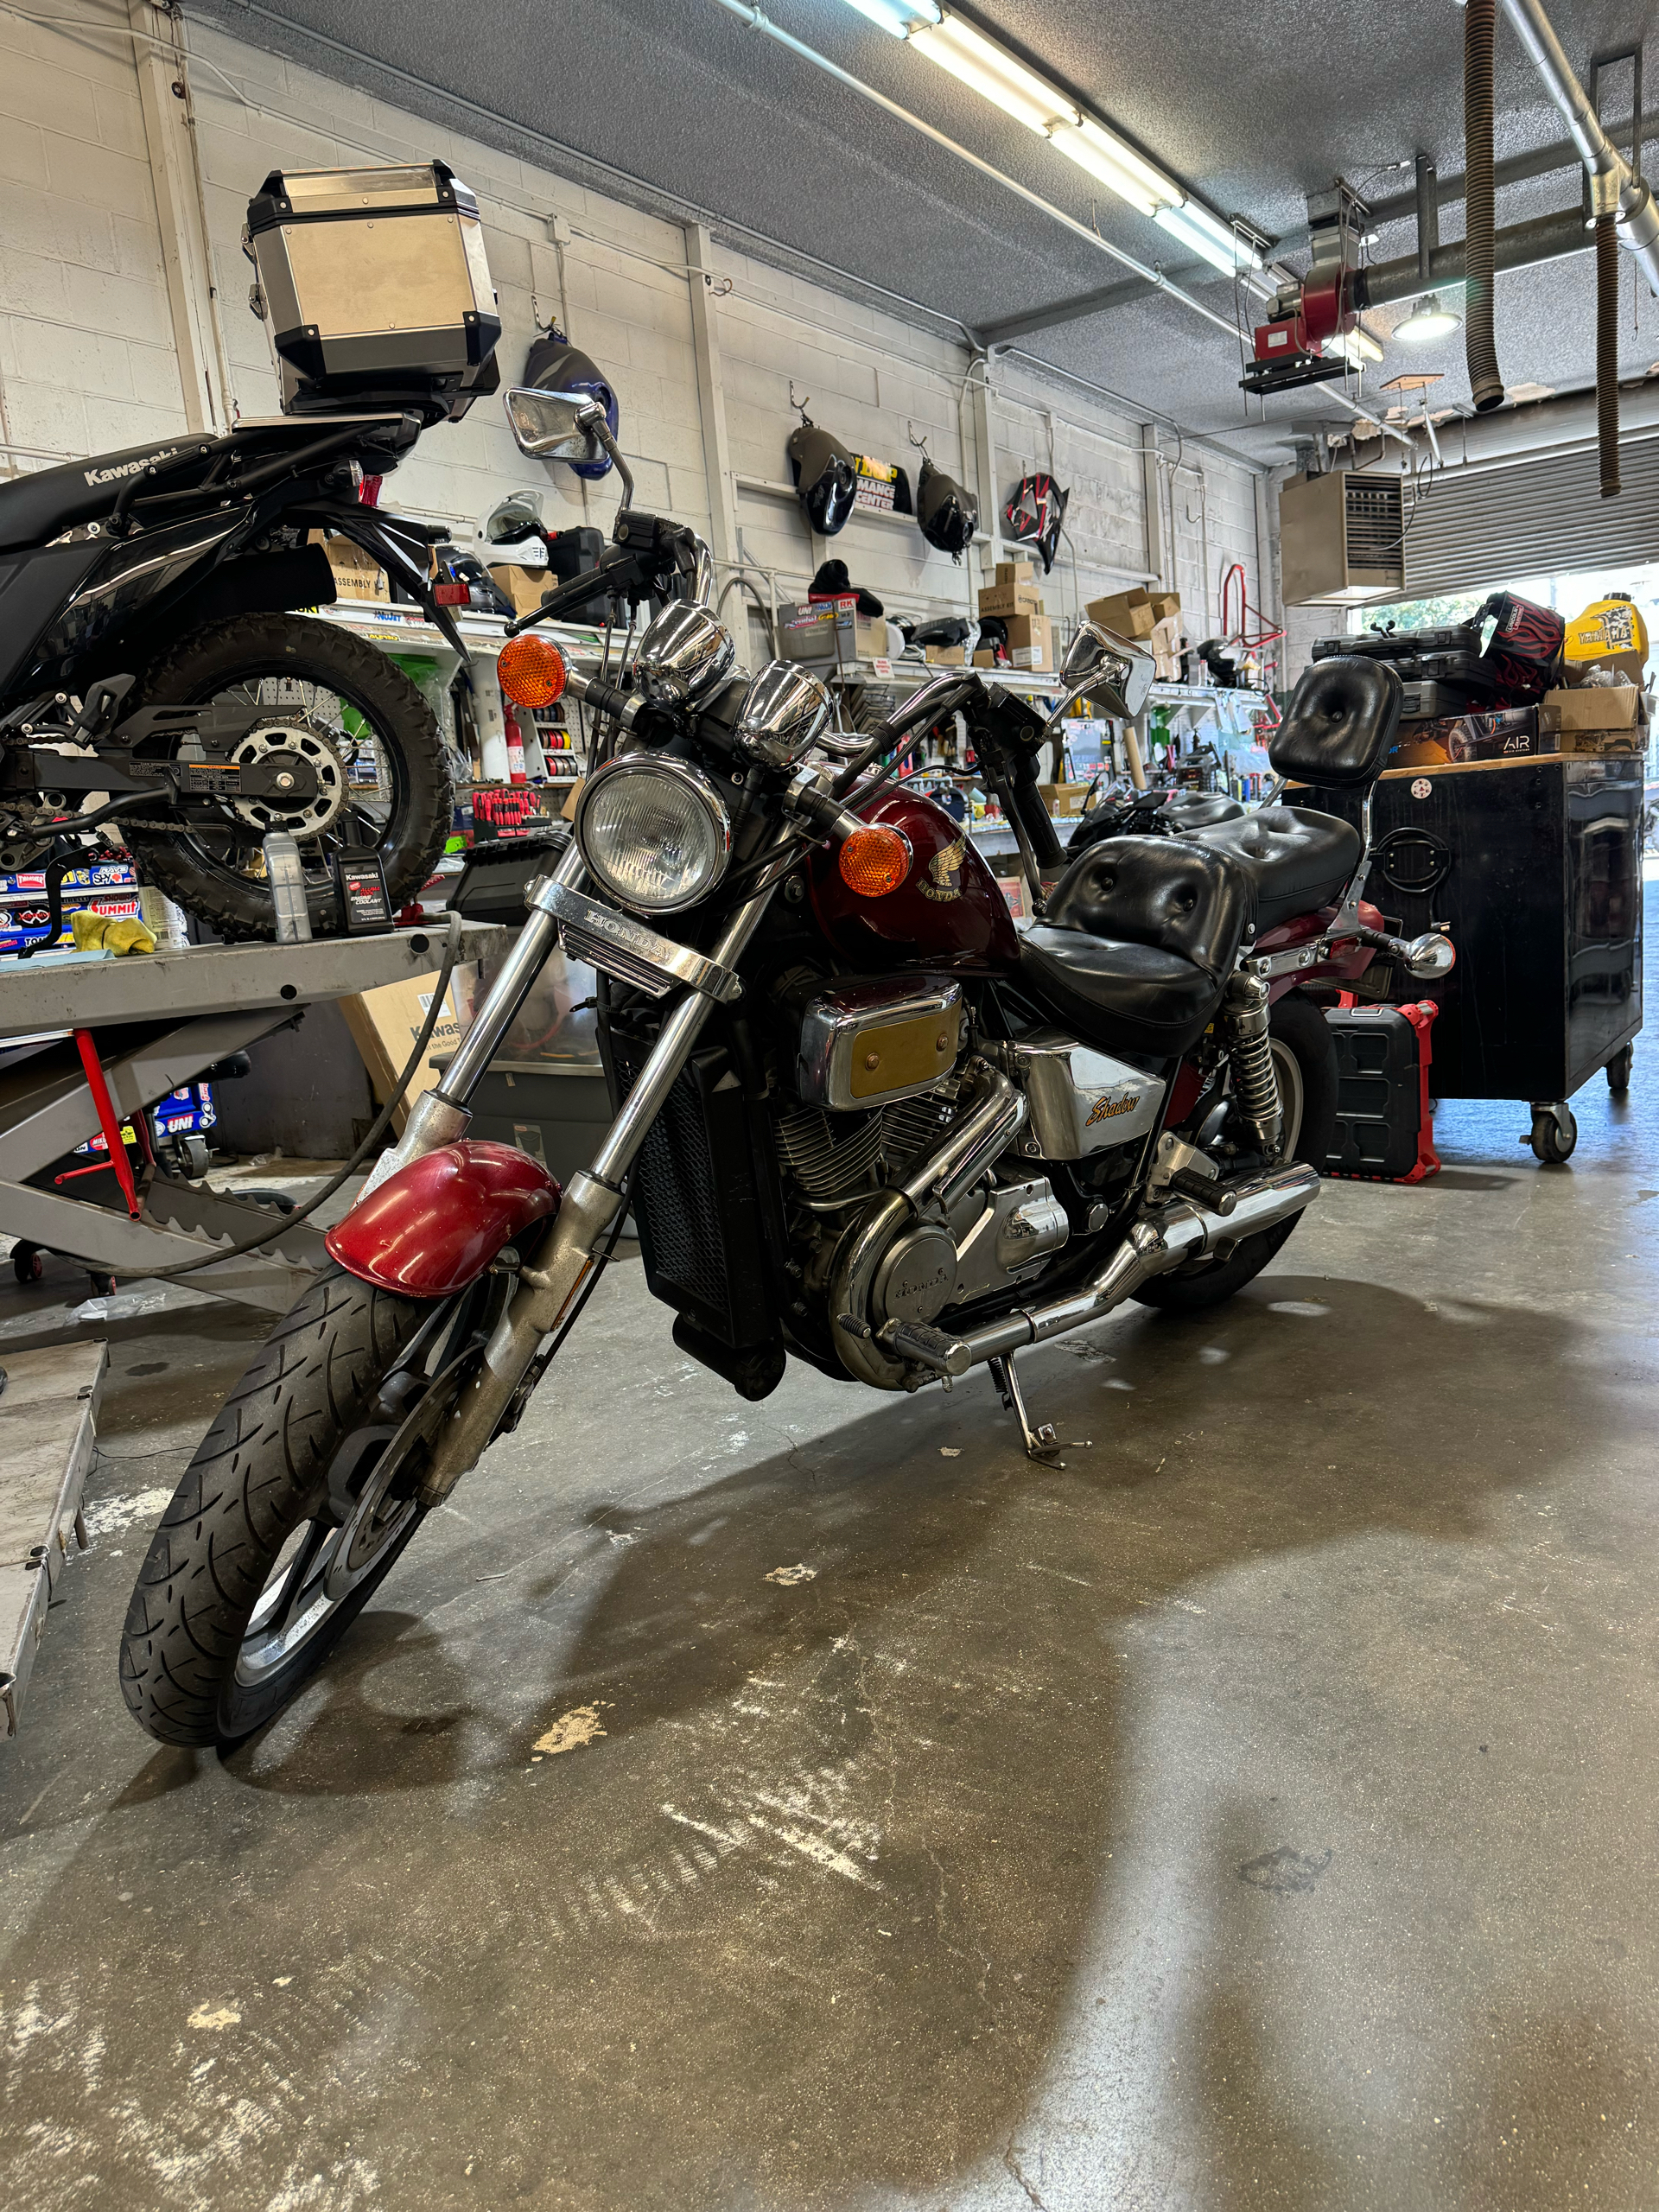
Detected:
[
  {"left": 0, "top": 440, "right": 186, "bottom": 554},
  {"left": 1160, "top": 790, "right": 1245, "bottom": 831},
  {"left": 1177, "top": 804, "right": 1362, "bottom": 933},
  {"left": 1268, "top": 654, "right": 1402, "bottom": 785},
  {"left": 1022, "top": 835, "right": 1250, "bottom": 1058}
]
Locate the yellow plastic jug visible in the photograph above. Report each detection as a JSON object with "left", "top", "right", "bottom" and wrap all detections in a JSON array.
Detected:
[{"left": 1564, "top": 591, "right": 1649, "bottom": 674}]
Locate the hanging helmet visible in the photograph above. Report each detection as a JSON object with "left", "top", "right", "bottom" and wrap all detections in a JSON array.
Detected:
[
  {"left": 787, "top": 422, "right": 857, "bottom": 536},
  {"left": 522, "top": 326, "right": 618, "bottom": 481},
  {"left": 1004, "top": 471, "right": 1070, "bottom": 574},
  {"left": 917, "top": 456, "right": 977, "bottom": 560}
]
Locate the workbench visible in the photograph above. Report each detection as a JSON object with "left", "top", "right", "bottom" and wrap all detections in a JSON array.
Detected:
[{"left": 0, "top": 922, "right": 504, "bottom": 1311}]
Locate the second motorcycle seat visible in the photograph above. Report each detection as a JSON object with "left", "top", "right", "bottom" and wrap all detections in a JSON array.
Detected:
[
  {"left": 1160, "top": 791, "right": 1245, "bottom": 831},
  {"left": 1021, "top": 834, "right": 1250, "bottom": 1058},
  {"left": 1177, "top": 804, "right": 1363, "bottom": 934}
]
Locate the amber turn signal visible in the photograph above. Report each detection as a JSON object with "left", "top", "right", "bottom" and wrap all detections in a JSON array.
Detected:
[
  {"left": 498, "top": 633, "right": 568, "bottom": 709},
  {"left": 838, "top": 823, "right": 912, "bottom": 898}
]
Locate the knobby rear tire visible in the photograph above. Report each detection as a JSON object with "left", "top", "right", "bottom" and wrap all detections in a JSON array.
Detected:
[
  {"left": 1132, "top": 988, "right": 1337, "bottom": 1315},
  {"left": 118, "top": 1265, "right": 430, "bottom": 1747}
]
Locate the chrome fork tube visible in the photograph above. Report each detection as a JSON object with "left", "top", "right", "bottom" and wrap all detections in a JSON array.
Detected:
[
  {"left": 441, "top": 840, "right": 587, "bottom": 1106},
  {"left": 359, "top": 843, "right": 585, "bottom": 1198},
  {"left": 419, "top": 873, "right": 781, "bottom": 1499}
]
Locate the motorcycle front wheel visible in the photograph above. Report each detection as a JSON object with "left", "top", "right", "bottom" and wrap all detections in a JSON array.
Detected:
[
  {"left": 125, "top": 611, "right": 452, "bottom": 942},
  {"left": 1132, "top": 988, "right": 1337, "bottom": 1315},
  {"left": 119, "top": 1265, "right": 493, "bottom": 1747}
]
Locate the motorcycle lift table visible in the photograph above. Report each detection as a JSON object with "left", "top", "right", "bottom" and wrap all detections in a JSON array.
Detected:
[{"left": 0, "top": 921, "right": 503, "bottom": 1313}]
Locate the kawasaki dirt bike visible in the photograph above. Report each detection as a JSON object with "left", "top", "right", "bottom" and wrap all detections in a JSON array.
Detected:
[
  {"left": 0, "top": 409, "right": 497, "bottom": 940},
  {"left": 120, "top": 391, "right": 1454, "bottom": 1747}
]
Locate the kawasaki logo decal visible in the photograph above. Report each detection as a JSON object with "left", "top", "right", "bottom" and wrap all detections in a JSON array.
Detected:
[{"left": 84, "top": 448, "right": 181, "bottom": 487}]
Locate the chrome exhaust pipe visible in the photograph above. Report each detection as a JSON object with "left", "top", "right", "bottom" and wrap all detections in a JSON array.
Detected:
[{"left": 898, "top": 1160, "right": 1323, "bottom": 1378}]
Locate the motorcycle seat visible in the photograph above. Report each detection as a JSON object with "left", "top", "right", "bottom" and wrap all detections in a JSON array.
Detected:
[
  {"left": 1021, "top": 834, "right": 1250, "bottom": 1058},
  {"left": 0, "top": 435, "right": 197, "bottom": 554},
  {"left": 1177, "top": 804, "right": 1363, "bottom": 934},
  {"left": 1160, "top": 791, "right": 1246, "bottom": 831}
]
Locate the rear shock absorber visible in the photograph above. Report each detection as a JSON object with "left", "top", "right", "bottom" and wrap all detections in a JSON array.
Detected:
[{"left": 1224, "top": 973, "right": 1282, "bottom": 1155}]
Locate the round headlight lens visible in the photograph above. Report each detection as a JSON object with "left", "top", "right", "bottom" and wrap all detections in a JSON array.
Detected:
[{"left": 575, "top": 758, "right": 732, "bottom": 914}]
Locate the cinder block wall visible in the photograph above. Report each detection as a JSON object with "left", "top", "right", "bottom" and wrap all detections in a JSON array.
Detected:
[{"left": 0, "top": 3, "right": 1275, "bottom": 676}]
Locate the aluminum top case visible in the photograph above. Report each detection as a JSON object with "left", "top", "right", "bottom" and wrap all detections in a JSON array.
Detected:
[{"left": 245, "top": 161, "right": 501, "bottom": 419}]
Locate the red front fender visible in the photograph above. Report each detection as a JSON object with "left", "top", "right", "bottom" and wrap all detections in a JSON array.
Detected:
[{"left": 326, "top": 1141, "right": 560, "bottom": 1299}]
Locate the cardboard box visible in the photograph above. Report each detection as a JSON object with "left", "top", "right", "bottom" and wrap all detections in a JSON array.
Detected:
[
  {"left": 1085, "top": 589, "right": 1156, "bottom": 639},
  {"left": 995, "top": 558, "right": 1034, "bottom": 585},
  {"left": 1084, "top": 586, "right": 1180, "bottom": 640},
  {"left": 977, "top": 582, "right": 1044, "bottom": 620},
  {"left": 1540, "top": 685, "right": 1642, "bottom": 731},
  {"left": 1038, "top": 780, "right": 1093, "bottom": 817},
  {"left": 779, "top": 598, "right": 889, "bottom": 663},
  {"left": 972, "top": 649, "right": 996, "bottom": 668},
  {"left": 339, "top": 963, "right": 478, "bottom": 1134},
  {"left": 1391, "top": 706, "right": 1539, "bottom": 765},
  {"left": 925, "top": 645, "right": 966, "bottom": 666},
  {"left": 1151, "top": 613, "right": 1183, "bottom": 681},
  {"left": 487, "top": 564, "right": 550, "bottom": 621},
  {"left": 1010, "top": 644, "right": 1052, "bottom": 671},
  {"left": 308, "top": 529, "right": 388, "bottom": 603},
  {"left": 1002, "top": 612, "right": 1052, "bottom": 658}
]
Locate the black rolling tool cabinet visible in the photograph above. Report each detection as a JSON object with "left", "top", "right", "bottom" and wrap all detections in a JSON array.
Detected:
[{"left": 1294, "top": 752, "right": 1643, "bottom": 1162}]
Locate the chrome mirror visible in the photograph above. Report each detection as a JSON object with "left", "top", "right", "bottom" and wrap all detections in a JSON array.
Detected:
[
  {"left": 1058, "top": 618, "right": 1114, "bottom": 688},
  {"left": 632, "top": 602, "right": 735, "bottom": 707},
  {"left": 734, "top": 661, "right": 832, "bottom": 767},
  {"left": 1044, "top": 620, "right": 1154, "bottom": 732},
  {"left": 504, "top": 386, "right": 636, "bottom": 508},
  {"left": 505, "top": 386, "right": 602, "bottom": 460}
]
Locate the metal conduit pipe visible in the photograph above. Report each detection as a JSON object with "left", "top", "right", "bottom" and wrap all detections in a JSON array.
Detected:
[
  {"left": 1598, "top": 210, "right": 1621, "bottom": 495},
  {"left": 1501, "top": 0, "right": 1659, "bottom": 291}
]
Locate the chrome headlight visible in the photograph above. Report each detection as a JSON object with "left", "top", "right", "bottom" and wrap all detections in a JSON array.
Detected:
[{"left": 574, "top": 757, "right": 732, "bottom": 914}]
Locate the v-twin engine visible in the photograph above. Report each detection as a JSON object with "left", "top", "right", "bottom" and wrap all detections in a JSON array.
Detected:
[{"left": 823, "top": 1058, "right": 1320, "bottom": 1393}]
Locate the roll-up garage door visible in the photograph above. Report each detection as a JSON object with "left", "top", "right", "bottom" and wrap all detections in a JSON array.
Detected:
[{"left": 1401, "top": 429, "right": 1659, "bottom": 597}]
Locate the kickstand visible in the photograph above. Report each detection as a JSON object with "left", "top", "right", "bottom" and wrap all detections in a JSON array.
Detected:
[{"left": 989, "top": 1351, "right": 1064, "bottom": 1465}]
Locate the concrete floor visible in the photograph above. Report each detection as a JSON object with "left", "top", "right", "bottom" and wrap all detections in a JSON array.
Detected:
[{"left": 3, "top": 1027, "right": 1658, "bottom": 2209}]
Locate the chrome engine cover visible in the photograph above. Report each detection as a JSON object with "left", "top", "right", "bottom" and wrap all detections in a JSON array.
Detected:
[
  {"left": 870, "top": 1174, "right": 1071, "bottom": 1332},
  {"left": 988, "top": 1029, "right": 1166, "bottom": 1160}
]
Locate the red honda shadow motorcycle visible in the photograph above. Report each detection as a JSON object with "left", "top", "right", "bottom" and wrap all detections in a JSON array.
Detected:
[{"left": 120, "top": 390, "right": 1453, "bottom": 1747}]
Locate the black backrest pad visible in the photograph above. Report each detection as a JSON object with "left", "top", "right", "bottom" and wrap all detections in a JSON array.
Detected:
[
  {"left": 1046, "top": 834, "right": 1251, "bottom": 980},
  {"left": 1270, "top": 654, "right": 1402, "bottom": 787}
]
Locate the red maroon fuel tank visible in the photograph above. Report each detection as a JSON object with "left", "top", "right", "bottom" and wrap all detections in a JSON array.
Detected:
[{"left": 809, "top": 791, "right": 1020, "bottom": 971}]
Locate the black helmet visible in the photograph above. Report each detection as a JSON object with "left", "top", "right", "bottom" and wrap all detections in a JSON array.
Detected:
[
  {"left": 917, "top": 456, "right": 977, "bottom": 560},
  {"left": 787, "top": 423, "right": 857, "bottom": 536}
]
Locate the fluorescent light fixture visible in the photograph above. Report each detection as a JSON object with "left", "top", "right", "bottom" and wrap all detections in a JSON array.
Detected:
[
  {"left": 1154, "top": 200, "right": 1260, "bottom": 274},
  {"left": 1394, "top": 292, "right": 1462, "bottom": 344},
  {"left": 1047, "top": 118, "right": 1167, "bottom": 216},
  {"left": 838, "top": 0, "right": 940, "bottom": 34},
  {"left": 1326, "top": 325, "right": 1385, "bottom": 367},
  {"left": 909, "top": 15, "right": 1076, "bottom": 137}
]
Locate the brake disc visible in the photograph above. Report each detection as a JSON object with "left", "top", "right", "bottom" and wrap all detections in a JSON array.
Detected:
[{"left": 224, "top": 714, "right": 350, "bottom": 840}]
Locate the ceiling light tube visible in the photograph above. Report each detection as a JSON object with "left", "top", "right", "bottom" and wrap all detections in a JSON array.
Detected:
[
  {"left": 838, "top": 0, "right": 940, "bottom": 34},
  {"left": 1154, "top": 201, "right": 1261, "bottom": 274},
  {"left": 909, "top": 16, "right": 1077, "bottom": 137},
  {"left": 1048, "top": 121, "right": 1166, "bottom": 216}
]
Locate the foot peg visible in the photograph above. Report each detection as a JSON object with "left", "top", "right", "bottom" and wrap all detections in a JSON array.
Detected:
[
  {"left": 880, "top": 1318, "right": 972, "bottom": 1377},
  {"left": 989, "top": 1351, "right": 1064, "bottom": 1463},
  {"left": 1166, "top": 1168, "right": 1238, "bottom": 1215}
]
